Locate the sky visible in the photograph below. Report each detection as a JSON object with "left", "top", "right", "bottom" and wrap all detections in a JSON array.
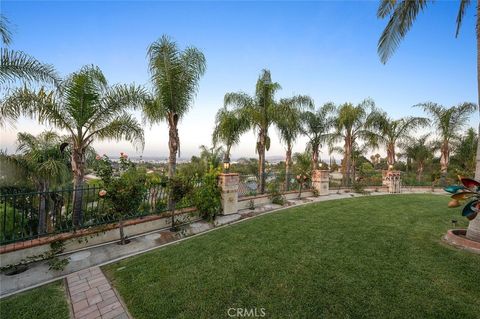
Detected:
[{"left": 0, "top": 0, "right": 478, "bottom": 160}]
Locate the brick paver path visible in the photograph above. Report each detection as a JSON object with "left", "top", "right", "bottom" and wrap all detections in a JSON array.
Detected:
[{"left": 66, "top": 267, "right": 129, "bottom": 319}]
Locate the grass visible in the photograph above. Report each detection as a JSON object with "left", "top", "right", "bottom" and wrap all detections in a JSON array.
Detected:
[
  {"left": 0, "top": 281, "right": 69, "bottom": 319},
  {"left": 103, "top": 194, "right": 480, "bottom": 319}
]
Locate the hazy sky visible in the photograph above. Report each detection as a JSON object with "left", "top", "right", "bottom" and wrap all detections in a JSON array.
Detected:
[{"left": 0, "top": 0, "right": 477, "bottom": 159}]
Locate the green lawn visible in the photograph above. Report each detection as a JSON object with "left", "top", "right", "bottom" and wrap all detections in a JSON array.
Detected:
[
  {"left": 103, "top": 194, "right": 480, "bottom": 319},
  {"left": 0, "top": 281, "right": 69, "bottom": 319}
]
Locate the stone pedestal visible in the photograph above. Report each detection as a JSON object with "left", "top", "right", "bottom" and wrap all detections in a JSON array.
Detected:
[
  {"left": 312, "top": 170, "right": 329, "bottom": 195},
  {"left": 383, "top": 170, "right": 401, "bottom": 193},
  {"left": 218, "top": 173, "right": 239, "bottom": 215}
]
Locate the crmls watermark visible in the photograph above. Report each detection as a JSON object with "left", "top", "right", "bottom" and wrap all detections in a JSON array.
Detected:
[{"left": 227, "top": 307, "right": 266, "bottom": 317}]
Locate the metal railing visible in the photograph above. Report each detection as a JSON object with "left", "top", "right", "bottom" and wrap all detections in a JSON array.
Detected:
[
  {"left": 0, "top": 181, "right": 201, "bottom": 245},
  {"left": 238, "top": 173, "right": 312, "bottom": 198}
]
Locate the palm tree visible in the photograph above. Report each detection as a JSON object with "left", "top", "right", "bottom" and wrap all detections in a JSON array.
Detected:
[
  {"left": 451, "top": 128, "right": 478, "bottom": 175},
  {"left": 301, "top": 103, "right": 335, "bottom": 172},
  {"left": 199, "top": 144, "right": 224, "bottom": 170},
  {"left": 212, "top": 107, "right": 249, "bottom": 165},
  {"left": 374, "top": 114, "right": 429, "bottom": 165},
  {"left": 276, "top": 95, "right": 314, "bottom": 190},
  {"left": 0, "top": 15, "right": 59, "bottom": 88},
  {"left": 1, "top": 65, "right": 146, "bottom": 226},
  {"left": 416, "top": 102, "right": 476, "bottom": 182},
  {"left": 143, "top": 35, "right": 206, "bottom": 184},
  {"left": 0, "top": 131, "right": 70, "bottom": 234},
  {"left": 399, "top": 134, "right": 433, "bottom": 182},
  {"left": 331, "top": 99, "right": 381, "bottom": 186},
  {"left": 224, "top": 69, "right": 281, "bottom": 194},
  {"left": 331, "top": 142, "right": 369, "bottom": 182},
  {"left": 292, "top": 151, "right": 312, "bottom": 197}
]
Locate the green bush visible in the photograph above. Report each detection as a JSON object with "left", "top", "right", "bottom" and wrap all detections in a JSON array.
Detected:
[
  {"left": 193, "top": 168, "right": 221, "bottom": 221},
  {"left": 93, "top": 154, "right": 147, "bottom": 244}
]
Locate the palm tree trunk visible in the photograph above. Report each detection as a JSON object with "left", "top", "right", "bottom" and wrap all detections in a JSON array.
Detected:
[
  {"left": 312, "top": 145, "right": 319, "bottom": 172},
  {"left": 417, "top": 163, "right": 424, "bottom": 182},
  {"left": 38, "top": 181, "right": 47, "bottom": 234},
  {"left": 257, "top": 130, "right": 266, "bottom": 194},
  {"left": 285, "top": 146, "right": 292, "bottom": 191},
  {"left": 387, "top": 143, "right": 395, "bottom": 165},
  {"left": 344, "top": 138, "right": 352, "bottom": 187},
  {"left": 439, "top": 141, "right": 449, "bottom": 186},
  {"left": 467, "top": 1, "right": 480, "bottom": 243},
  {"left": 225, "top": 145, "right": 232, "bottom": 164},
  {"left": 72, "top": 148, "right": 85, "bottom": 227},
  {"left": 167, "top": 114, "right": 179, "bottom": 212}
]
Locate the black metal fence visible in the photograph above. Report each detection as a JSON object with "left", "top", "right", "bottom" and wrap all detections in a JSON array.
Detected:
[
  {"left": 328, "top": 170, "right": 443, "bottom": 192},
  {"left": 238, "top": 173, "right": 313, "bottom": 198},
  {"left": 0, "top": 182, "right": 201, "bottom": 245}
]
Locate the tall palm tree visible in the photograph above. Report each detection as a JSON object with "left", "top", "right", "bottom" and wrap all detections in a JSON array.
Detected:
[
  {"left": 377, "top": 0, "right": 480, "bottom": 243},
  {"left": 301, "top": 103, "right": 335, "bottom": 172},
  {"left": 0, "top": 15, "right": 59, "bottom": 88},
  {"left": 399, "top": 134, "right": 433, "bottom": 182},
  {"left": 212, "top": 107, "right": 249, "bottom": 165},
  {"left": 224, "top": 69, "right": 281, "bottom": 194},
  {"left": 374, "top": 114, "right": 429, "bottom": 165},
  {"left": 0, "top": 131, "right": 70, "bottom": 233},
  {"left": 143, "top": 35, "right": 206, "bottom": 184},
  {"left": 331, "top": 99, "right": 381, "bottom": 186},
  {"left": 1, "top": 65, "right": 146, "bottom": 226},
  {"left": 416, "top": 102, "right": 476, "bottom": 182},
  {"left": 276, "top": 95, "right": 314, "bottom": 190}
]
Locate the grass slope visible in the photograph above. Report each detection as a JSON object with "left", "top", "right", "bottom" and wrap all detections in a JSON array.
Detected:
[
  {"left": 104, "top": 194, "right": 480, "bottom": 319},
  {"left": 0, "top": 281, "right": 69, "bottom": 319}
]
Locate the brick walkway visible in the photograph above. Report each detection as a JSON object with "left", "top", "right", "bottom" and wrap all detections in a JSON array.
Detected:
[{"left": 66, "top": 267, "right": 129, "bottom": 319}]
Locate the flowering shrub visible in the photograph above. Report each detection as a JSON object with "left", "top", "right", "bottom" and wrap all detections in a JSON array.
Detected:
[{"left": 93, "top": 153, "right": 147, "bottom": 244}]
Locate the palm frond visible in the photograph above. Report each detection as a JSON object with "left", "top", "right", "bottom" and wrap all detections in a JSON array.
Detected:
[
  {"left": 1, "top": 86, "right": 74, "bottom": 132},
  {"left": 0, "top": 14, "right": 12, "bottom": 45},
  {"left": 212, "top": 107, "right": 249, "bottom": 152},
  {"left": 377, "top": 0, "right": 398, "bottom": 19},
  {"left": 0, "top": 48, "right": 60, "bottom": 86},
  {"left": 456, "top": 0, "right": 472, "bottom": 37},
  {"left": 87, "top": 83, "right": 149, "bottom": 133},
  {"left": 147, "top": 35, "right": 206, "bottom": 120},
  {"left": 377, "top": 0, "right": 431, "bottom": 64},
  {"left": 92, "top": 113, "right": 145, "bottom": 151}
]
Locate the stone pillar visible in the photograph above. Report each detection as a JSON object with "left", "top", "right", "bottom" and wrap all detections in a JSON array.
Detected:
[
  {"left": 218, "top": 173, "right": 239, "bottom": 215},
  {"left": 312, "top": 170, "right": 329, "bottom": 195},
  {"left": 383, "top": 170, "right": 401, "bottom": 193}
]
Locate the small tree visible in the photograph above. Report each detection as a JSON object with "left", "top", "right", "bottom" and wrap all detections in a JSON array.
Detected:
[
  {"left": 168, "top": 176, "right": 193, "bottom": 231},
  {"left": 94, "top": 154, "right": 147, "bottom": 245},
  {"left": 293, "top": 152, "right": 312, "bottom": 198},
  {"left": 193, "top": 167, "right": 221, "bottom": 221}
]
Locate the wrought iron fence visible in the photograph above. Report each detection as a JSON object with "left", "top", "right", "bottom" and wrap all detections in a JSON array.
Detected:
[
  {"left": 238, "top": 173, "right": 312, "bottom": 198},
  {"left": 0, "top": 181, "right": 202, "bottom": 245}
]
